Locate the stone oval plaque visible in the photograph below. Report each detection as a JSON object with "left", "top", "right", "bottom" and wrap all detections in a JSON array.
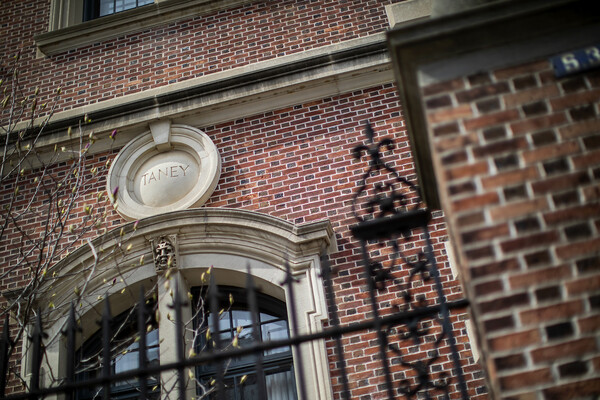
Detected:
[
  {"left": 107, "top": 124, "right": 221, "bottom": 220},
  {"left": 134, "top": 151, "right": 199, "bottom": 207}
]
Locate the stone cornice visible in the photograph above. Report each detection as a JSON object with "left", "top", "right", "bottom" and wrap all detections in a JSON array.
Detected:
[
  {"left": 41, "top": 208, "right": 335, "bottom": 308},
  {"left": 10, "top": 34, "right": 391, "bottom": 163}
]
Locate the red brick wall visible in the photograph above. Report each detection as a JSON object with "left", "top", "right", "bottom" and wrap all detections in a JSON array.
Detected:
[
  {"left": 422, "top": 59, "right": 600, "bottom": 399},
  {"left": 0, "top": 83, "right": 488, "bottom": 398},
  {"left": 0, "top": 0, "right": 398, "bottom": 120}
]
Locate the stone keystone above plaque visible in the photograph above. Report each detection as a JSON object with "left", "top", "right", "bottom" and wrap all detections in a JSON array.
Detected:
[{"left": 107, "top": 122, "right": 221, "bottom": 220}]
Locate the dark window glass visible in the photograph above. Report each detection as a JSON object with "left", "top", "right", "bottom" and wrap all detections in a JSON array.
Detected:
[
  {"left": 193, "top": 286, "right": 298, "bottom": 400},
  {"left": 76, "top": 302, "right": 160, "bottom": 400},
  {"left": 83, "top": 0, "right": 153, "bottom": 21}
]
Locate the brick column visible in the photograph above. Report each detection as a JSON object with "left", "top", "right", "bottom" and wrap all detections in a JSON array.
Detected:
[
  {"left": 388, "top": 1, "right": 600, "bottom": 398},
  {"left": 422, "top": 59, "right": 600, "bottom": 399}
]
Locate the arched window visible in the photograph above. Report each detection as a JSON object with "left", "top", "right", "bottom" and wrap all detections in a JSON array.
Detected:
[
  {"left": 38, "top": 209, "right": 334, "bottom": 400},
  {"left": 76, "top": 302, "right": 160, "bottom": 400},
  {"left": 193, "top": 287, "right": 297, "bottom": 400}
]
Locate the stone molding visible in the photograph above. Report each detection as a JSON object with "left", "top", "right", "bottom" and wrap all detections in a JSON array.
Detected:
[
  {"left": 43, "top": 208, "right": 335, "bottom": 301},
  {"left": 385, "top": 0, "right": 432, "bottom": 28},
  {"left": 38, "top": 208, "right": 336, "bottom": 399},
  {"left": 107, "top": 123, "right": 221, "bottom": 220},
  {"left": 14, "top": 34, "right": 390, "bottom": 163}
]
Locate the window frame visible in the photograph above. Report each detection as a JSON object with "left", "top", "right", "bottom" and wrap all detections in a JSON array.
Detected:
[
  {"left": 192, "top": 286, "right": 298, "bottom": 400},
  {"left": 82, "top": 0, "right": 154, "bottom": 22},
  {"left": 36, "top": 0, "right": 256, "bottom": 56},
  {"left": 75, "top": 302, "right": 161, "bottom": 400}
]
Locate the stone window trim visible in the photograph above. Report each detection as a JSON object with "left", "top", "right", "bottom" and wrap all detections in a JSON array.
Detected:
[
  {"left": 35, "top": 0, "right": 255, "bottom": 56},
  {"left": 32, "top": 208, "right": 336, "bottom": 399}
]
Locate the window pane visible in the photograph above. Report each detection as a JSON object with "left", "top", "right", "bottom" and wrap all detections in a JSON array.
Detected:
[
  {"left": 87, "top": 0, "right": 153, "bottom": 20},
  {"left": 239, "top": 373, "right": 258, "bottom": 400},
  {"left": 147, "top": 329, "right": 160, "bottom": 365},
  {"left": 232, "top": 310, "right": 253, "bottom": 329},
  {"left": 77, "top": 303, "right": 159, "bottom": 400},
  {"left": 99, "top": 0, "right": 114, "bottom": 16},
  {"left": 114, "top": 0, "right": 124, "bottom": 12},
  {"left": 260, "top": 312, "right": 277, "bottom": 322},
  {"left": 193, "top": 286, "right": 296, "bottom": 400},
  {"left": 266, "top": 370, "right": 296, "bottom": 400},
  {"left": 123, "top": 0, "right": 137, "bottom": 11},
  {"left": 209, "top": 311, "right": 232, "bottom": 342},
  {"left": 262, "top": 320, "right": 290, "bottom": 355},
  {"left": 114, "top": 349, "right": 138, "bottom": 374}
]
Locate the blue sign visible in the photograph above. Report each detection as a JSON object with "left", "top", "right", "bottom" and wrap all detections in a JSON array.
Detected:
[{"left": 550, "top": 45, "right": 600, "bottom": 78}]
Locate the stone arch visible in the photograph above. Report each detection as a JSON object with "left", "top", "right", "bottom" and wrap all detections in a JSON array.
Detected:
[{"left": 38, "top": 208, "right": 336, "bottom": 399}]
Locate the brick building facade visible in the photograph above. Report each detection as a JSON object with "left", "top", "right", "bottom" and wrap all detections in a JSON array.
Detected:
[{"left": 0, "top": 0, "right": 495, "bottom": 399}]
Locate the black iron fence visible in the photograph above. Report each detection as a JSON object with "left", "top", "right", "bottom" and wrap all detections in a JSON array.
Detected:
[{"left": 0, "top": 123, "right": 471, "bottom": 400}]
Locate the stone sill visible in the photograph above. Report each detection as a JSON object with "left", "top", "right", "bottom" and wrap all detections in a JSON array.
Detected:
[{"left": 34, "top": 0, "right": 254, "bottom": 56}]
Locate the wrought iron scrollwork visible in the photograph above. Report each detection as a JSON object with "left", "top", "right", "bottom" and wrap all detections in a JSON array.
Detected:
[
  {"left": 351, "top": 122, "right": 421, "bottom": 224},
  {"left": 348, "top": 122, "right": 470, "bottom": 400}
]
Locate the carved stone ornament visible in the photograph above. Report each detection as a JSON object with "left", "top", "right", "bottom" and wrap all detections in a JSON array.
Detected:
[
  {"left": 107, "top": 121, "right": 221, "bottom": 220},
  {"left": 151, "top": 235, "right": 178, "bottom": 273}
]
